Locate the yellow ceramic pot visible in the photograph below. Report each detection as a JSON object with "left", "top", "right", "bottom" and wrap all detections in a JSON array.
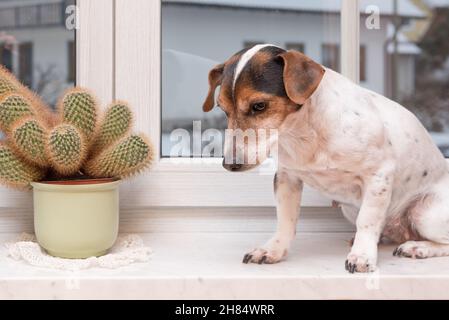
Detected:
[{"left": 31, "top": 179, "right": 120, "bottom": 259}]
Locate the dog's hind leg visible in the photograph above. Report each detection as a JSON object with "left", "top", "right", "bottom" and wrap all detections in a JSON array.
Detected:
[
  {"left": 394, "top": 175, "right": 449, "bottom": 259},
  {"left": 393, "top": 241, "right": 449, "bottom": 259},
  {"left": 243, "top": 171, "right": 302, "bottom": 264}
]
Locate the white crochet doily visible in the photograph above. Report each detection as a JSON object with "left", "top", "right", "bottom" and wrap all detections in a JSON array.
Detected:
[{"left": 5, "top": 233, "right": 152, "bottom": 271}]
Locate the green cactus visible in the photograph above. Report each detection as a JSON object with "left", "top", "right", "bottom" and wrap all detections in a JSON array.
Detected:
[
  {"left": 86, "top": 134, "right": 153, "bottom": 179},
  {"left": 0, "top": 68, "right": 154, "bottom": 190},
  {"left": 10, "top": 117, "right": 48, "bottom": 167},
  {"left": 59, "top": 88, "right": 98, "bottom": 143},
  {"left": 0, "top": 65, "right": 18, "bottom": 96},
  {"left": 94, "top": 101, "right": 133, "bottom": 154},
  {"left": 0, "top": 94, "right": 35, "bottom": 133},
  {"left": 47, "top": 124, "right": 86, "bottom": 176},
  {"left": 0, "top": 143, "right": 44, "bottom": 189}
]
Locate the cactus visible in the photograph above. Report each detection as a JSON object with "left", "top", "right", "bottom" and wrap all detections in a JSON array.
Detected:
[
  {"left": 0, "top": 65, "right": 55, "bottom": 127},
  {"left": 94, "top": 101, "right": 133, "bottom": 153},
  {"left": 0, "top": 65, "right": 22, "bottom": 96},
  {"left": 0, "top": 69, "right": 153, "bottom": 190},
  {"left": 58, "top": 88, "right": 98, "bottom": 144},
  {"left": 86, "top": 134, "right": 153, "bottom": 179},
  {"left": 0, "top": 94, "right": 35, "bottom": 133},
  {"left": 0, "top": 143, "right": 44, "bottom": 189},
  {"left": 10, "top": 117, "right": 48, "bottom": 167},
  {"left": 47, "top": 124, "right": 87, "bottom": 176}
]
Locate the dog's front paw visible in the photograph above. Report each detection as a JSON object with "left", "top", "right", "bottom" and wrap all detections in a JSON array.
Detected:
[
  {"left": 345, "top": 252, "right": 377, "bottom": 273},
  {"left": 242, "top": 239, "right": 288, "bottom": 264}
]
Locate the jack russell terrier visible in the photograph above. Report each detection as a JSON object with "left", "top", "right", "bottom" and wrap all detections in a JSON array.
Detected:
[{"left": 202, "top": 44, "right": 449, "bottom": 273}]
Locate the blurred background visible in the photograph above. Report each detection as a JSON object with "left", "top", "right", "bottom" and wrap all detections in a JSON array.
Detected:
[
  {"left": 0, "top": 0, "right": 447, "bottom": 157},
  {"left": 0, "top": 0, "right": 75, "bottom": 108},
  {"left": 162, "top": 0, "right": 449, "bottom": 157}
]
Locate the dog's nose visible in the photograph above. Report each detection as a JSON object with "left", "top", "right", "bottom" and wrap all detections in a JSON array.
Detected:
[{"left": 222, "top": 158, "right": 242, "bottom": 171}]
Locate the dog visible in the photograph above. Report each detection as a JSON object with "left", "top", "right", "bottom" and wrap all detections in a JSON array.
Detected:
[{"left": 202, "top": 44, "right": 449, "bottom": 273}]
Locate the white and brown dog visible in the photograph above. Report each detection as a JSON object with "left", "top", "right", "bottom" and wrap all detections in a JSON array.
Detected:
[{"left": 202, "top": 44, "right": 449, "bottom": 273}]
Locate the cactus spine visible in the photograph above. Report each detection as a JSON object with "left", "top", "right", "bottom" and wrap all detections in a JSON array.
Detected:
[
  {"left": 10, "top": 117, "right": 48, "bottom": 167},
  {"left": 0, "top": 143, "right": 44, "bottom": 189},
  {"left": 0, "top": 65, "right": 19, "bottom": 95},
  {"left": 47, "top": 124, "right": 87, "bottom": 176},
  {"left": 0, "top": 94, "right": 36, "bottom": 133},
  {"left": 86, "top": 134, "right": 153, "bottom": 179},
  {"left": 58, "top": 88, "right": 98, "bottom": 144},
  {"left": 0, "top": 68, "right": 153, "bottom": 190},
  {"left": 94, "top": 101, "right": 133, "bottom": 153}
]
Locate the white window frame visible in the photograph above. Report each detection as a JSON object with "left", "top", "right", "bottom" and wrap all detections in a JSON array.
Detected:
[
  {"left": 0, "top": 0, "right": 359, "bottom": 208},
  {"left": 113, "top": 0, "right": 360, "bottom": 208}
]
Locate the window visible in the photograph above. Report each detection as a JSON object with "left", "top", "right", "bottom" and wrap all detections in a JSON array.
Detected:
[
  {"left": 286, "top": 42, "right": 305, "bottom": 53},
  {"left": 360, "top": 44, "right": 366, "bottom": 82},
  {"left": 4, "top": 0, "right": 446, "bottom": 209},
  {"left": 161, "top": 0, "right": 341, "bottom": 159},
  {"left": 0, "top": 0, "right": 76, "bottom": 107},
  {"left": 68, "top": 41, "right": 76, "bottom": 82},
  {"left": 19, "top": 42, "right": 33, "bottom": 88},
  {"left": 322, "top": 43, "right": 340, "bottom": 72},
  {"left": 0, "top": 0, "right": 114, "bottom": 208},
  {"left": 359, "top": 1, "right": 449, "bottom": 157},
  {"left": 0, "top": 44, "right": 13, "bottom": 71}
]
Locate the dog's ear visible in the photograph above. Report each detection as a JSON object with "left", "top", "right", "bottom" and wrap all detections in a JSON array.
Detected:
[
  {"left": 277, "top": 50, "right": 325, "bottom": 105},
  {"left": 203, "top": 63, "right": 225, "bottom": 112}
]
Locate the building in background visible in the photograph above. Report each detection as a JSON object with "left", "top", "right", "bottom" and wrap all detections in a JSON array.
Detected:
[
  {"left": 0, "top": 0, "right": 75, "bottom": 107},
  {"left": 162, "top": 0, "right": 449, "bottom": 156},
  {"left": 0, "top": 0, "right": 447, "bottom": 156}
]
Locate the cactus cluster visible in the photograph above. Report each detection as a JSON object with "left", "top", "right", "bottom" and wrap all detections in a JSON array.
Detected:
[{"left": 0, "top": 66, "right": 154, "bottom": 190}]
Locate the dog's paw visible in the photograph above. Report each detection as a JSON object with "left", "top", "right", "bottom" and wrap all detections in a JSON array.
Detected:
[
  {"left": 345, "top": 252, "right": 377, "bottom": 273},
  {"left": 393, "top": 241, "right": 430, "bottom": 259},
  {"left": 242, "top": 239, "right": 288, "bottom": 264}
]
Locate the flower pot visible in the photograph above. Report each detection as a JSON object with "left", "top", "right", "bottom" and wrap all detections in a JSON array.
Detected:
[{"left": 31, "top": 179, "right": 120, "bottom": 259}]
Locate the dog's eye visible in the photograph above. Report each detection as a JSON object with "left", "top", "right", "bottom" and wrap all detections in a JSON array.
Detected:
[{"left": 251, "top": 102, "right": 267, "bottom": 113}]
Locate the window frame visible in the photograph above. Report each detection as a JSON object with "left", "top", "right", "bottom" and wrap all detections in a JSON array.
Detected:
[
  {"left": 0, "top": 0, "right": 360, "bottom": 208},
  {"left": 0, "top": 0, "right": 114, "bottom": 208},
  {"left": 111, "top": 0, "right": 360, "bottom": 208}
]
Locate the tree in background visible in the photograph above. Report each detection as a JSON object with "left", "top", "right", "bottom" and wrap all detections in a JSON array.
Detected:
[{"left": 403, "top": 6, "right": 449, "bottom": 132}]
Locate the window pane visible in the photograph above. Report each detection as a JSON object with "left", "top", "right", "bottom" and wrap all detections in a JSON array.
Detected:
[
  {"left": 0, "top": 0, "right": 76, "bottom": 108},
  {"left": 360, "top": 0, "right": 449, "bottom": 157},
  {"left": 162, "top": 0, "right": 341, "bottom": 157}
]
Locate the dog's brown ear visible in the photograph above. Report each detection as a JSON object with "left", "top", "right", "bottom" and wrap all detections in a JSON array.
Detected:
[
  {"left": 203, "top": 63, "right": 224, "bottom": 112},
  {"left": 278, "top": 51, "right": 325, "bottom": 105}
]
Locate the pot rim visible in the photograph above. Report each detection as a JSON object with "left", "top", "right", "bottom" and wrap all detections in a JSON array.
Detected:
[
  {"left": 31, "top": 178, "right": 120, "bottom": 192},
  {"left": 38, "top": 177, "right": 118, "bottom": 185}
]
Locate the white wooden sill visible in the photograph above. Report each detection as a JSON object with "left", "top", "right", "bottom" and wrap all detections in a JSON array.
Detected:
[{"left": 1, "top": 207, "right": 449, "bottom": 300}]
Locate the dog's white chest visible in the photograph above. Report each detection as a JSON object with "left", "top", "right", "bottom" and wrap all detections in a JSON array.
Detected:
[{"left": 295, "top": 168, "right": 364, "bottom": 206}]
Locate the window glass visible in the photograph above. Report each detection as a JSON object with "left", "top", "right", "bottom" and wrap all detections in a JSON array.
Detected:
[
  {"left": 0, "top": 0, "right": 76, "bottom": 107},
  {"left": 360, "top": 0, "right": 449, "bottom": 156},
  {"left": 162, "top": 0, "right": 341, "bottom": 157}
]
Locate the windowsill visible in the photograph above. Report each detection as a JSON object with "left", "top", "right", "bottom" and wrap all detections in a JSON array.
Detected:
[{"left": 2, "top": 208, "right": 449, "bottom": 299}]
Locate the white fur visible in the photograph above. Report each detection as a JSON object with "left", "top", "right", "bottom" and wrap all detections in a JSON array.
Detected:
[{"left": 242, "top": 67, "right": 449, "bottom": 272}]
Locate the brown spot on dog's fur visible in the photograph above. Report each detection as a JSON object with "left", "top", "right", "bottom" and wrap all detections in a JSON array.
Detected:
[{"left": 277, "top": 50, "right": 325, "bottom": 105}]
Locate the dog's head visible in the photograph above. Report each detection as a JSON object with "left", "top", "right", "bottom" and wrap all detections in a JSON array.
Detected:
[{"left": 202, "top": 44, "right": 325, "bottom": 172}]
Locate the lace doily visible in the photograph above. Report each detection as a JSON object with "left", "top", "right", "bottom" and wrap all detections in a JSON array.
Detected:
[{"left": 5, "top": 233, "right": 152, "bottom": 271}]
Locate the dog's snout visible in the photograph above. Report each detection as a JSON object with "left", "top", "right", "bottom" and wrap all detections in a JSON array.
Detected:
[{"left": 222, "top": 158, "right": 242, "bottom": 172}]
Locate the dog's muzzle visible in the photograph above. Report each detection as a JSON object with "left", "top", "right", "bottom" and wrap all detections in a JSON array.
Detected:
[{"left": 222, "top": 158, "right": 242, "bottom": 171}]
